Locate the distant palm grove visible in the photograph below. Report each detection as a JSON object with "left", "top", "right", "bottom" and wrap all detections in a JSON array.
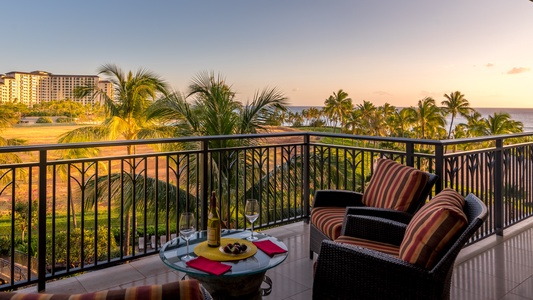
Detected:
[{"left": 283, "top": 89, "right": 523, "bottom": 140}]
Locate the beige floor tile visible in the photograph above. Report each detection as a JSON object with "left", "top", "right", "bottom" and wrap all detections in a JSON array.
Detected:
[
  {"left": 119, "top": 271, "right": 182, "bottom": 288},
  {"left": 129, "top": 255, "right": 170, "bottom": 277},
  {"left": 17, "top": 276, "right": 86, "bottom": 294}
]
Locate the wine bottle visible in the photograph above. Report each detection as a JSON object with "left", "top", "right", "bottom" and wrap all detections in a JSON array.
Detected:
[{"left": 207, "top": 191, "right": 221, "bottom": 247}]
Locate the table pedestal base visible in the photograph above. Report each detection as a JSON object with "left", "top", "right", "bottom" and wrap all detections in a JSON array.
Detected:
[{"left": 189, "top": 272, "right": 271, "bottom": 300}]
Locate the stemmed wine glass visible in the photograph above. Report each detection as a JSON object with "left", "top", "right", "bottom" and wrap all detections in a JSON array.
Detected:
[
  {"left": 179, "top": 212, "right": 196, "bottom": 261},
  {"left": 244, "top": 199, "right": 259, "bottom": 241}
]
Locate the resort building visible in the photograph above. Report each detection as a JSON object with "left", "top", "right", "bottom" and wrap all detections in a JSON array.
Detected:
[{"left": 0, "top": 70, "right": 113, "bottom": 106}]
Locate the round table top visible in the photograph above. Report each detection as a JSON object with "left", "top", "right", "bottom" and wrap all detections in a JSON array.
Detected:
[{"left": 159, "top": 229, "right": 288, "bottom": 278}]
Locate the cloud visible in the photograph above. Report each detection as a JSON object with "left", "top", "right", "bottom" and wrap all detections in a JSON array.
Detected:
[
  {"left": 506, "top": 67, "right": 530, "bottom": 75},
  {"left": 486, "top": 63, "right": 494, "bottom": 68}
]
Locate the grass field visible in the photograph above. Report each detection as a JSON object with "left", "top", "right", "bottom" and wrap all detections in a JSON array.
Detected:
[
  {"left": 1, "top": 124, "right": 85, "bottom": 145},
  {"left": 1, "top": 124, "right": 304, "bottom": 146}
]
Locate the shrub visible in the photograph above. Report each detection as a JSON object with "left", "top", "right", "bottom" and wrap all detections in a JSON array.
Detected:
[
  {"left": 36, "top": 117, "right": 53, "bottom": 123},
  {"left": 0, "top": 236, "right": 10, "bottom": 256},
  {"left": 56, "top": 117, "right": 75, "bottom": 123},
  {"left": 310, "top": 119, "right": 326, "bottom": 127},
  {"left": 46, "top": 226, "right": 119, "bottom": 267},
  {"left": 136, "top": 225, "right": 170, "bottom": 237},
  {"left": 15, "top": 236, "right": 38, "bottom": 257}
]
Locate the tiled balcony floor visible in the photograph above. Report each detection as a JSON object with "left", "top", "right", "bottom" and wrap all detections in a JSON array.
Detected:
[{"left": 17, "top": 219, "right": 533, "bottom": 299}]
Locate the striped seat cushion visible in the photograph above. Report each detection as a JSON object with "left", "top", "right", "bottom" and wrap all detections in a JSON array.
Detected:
[
  {"left": 399, "top": 189, "right": 467, "bottom": 269},
  {"left": 311, "top": 207, "right": 345, "bottom": 240},
  {"left": 0, "top": 280, "right": 206, "bottom": 300},
  {"left": 335, "top": 235, "right": 400, "bottom": 256},
  {"left": 362, "top": 158, "right": 429, "bottom": 212}
]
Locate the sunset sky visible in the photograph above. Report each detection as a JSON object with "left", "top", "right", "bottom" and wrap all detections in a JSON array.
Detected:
[{"left": 2, "top": 0, "right": 532, "bottom": 108}]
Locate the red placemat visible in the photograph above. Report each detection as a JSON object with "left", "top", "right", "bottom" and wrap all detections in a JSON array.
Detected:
[
  {"left": 186, "top": 256, "right": 231, "bottom": 275},
  {"left": 253, "top": 240, "right": 287, "bottom": 257}
]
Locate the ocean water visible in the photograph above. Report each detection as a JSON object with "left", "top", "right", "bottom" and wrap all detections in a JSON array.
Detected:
[{"left": 288, "top": 106, "right": 533, "bottom": 132}]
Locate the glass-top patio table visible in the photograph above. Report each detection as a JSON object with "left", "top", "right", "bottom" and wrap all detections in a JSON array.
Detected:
[{"left": 160, "top": 229, "right": 288, "bottom": 299}]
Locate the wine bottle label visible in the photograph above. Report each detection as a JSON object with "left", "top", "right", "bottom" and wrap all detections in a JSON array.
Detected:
[{"left": 207, "top": 227, "right": 220, "bottom": 246}]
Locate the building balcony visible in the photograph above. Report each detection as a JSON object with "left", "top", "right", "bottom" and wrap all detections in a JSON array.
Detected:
[
  {"left": 15, "top": 220, "right": 533, "bottom": 299},
  {"left": 1, "top": 131, "right": 533, "bottom": 299}
]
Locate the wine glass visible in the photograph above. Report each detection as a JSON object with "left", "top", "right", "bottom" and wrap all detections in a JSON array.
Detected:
[
  {"left": 179, "top": 212, "right": 196, "bottom": 261},
  {"left": 244, "top": 199, "right": 259, "bottom": 241}
]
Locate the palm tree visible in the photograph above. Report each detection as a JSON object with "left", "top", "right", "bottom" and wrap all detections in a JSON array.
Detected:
[
  {"left": 301, "top": 108, "right": 311, "bottom": 126},
  {"left": 287, "top": 111, "right": 304, "bottom": 127},
  {"left": 379, "top": 103, "right": 397, "bottom": 136},
  {"left": 150, "top": 71, "right": 288, "bottom": 222},
  {"left": 355, "top": 100, "right": 377, "bottom": 136},
  {"left": 459, "top": 111, "right": 486, "bottom": 137},
  {"left": 484, "top": 112, "right": 523, "bottom": 135},
  {"left": 58, "top": 64, "right": 171, "bottom": 255},
  {"left": 262, "top": 107, "right": 285, "bottom": 126},
  {"left": 152, "top": 71, "right": 287, "bottom": 144},
  {"left": 390, "top": 108, "right": 416, "bottom": 138},
  {"left": 62, "top": 64, "right": 170, "bottom": 146},
  {"left": 344, "top": 109, "right": 363, "bottom": 135},
  {"left": 441, "top": 91, "right": 473, "bottom": 139},
  {"left": 323, "top": 89, "right": 352, "bottom": 133},
  {"left": 408, "top": 97, "right": 446, "bottom": 140},
  {"left": 306, "top": 107, "right": 323, "bottom": 128}
]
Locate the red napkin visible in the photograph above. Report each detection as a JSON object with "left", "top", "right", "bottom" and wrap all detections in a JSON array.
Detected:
[
  {"left": 253, "top": 240, "right": 287, "bottom": 257},
  {"left": 186, "top": 256, "right": 231, "bottom": 276}
]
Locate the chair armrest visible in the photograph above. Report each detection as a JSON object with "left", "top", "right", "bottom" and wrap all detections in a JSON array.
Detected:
[
  {"left": 345, "top": 206, "right": 414, "bottom": 224},
  {"left": 341, "top": 214, "right": 406, "bottom": 246},
  {"left": 312, "top": 190, "right": 364, "bottom": 208},
  {"left": 313, "top": 240, "right": 437, "bottom": 300}
]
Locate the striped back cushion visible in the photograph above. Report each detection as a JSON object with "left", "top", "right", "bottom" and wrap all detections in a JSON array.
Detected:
[
  {"left": 399, "top": 189, "right": 467, "bottom": 269},
  {"left": 0, "top": 280, "right": 205, "bottom": 300},
  {"left": 310, "top": 207, "right": 345, "bottom": 240},
  {"left": 362, "top": 158, "right": 429, "bottom": 212}
]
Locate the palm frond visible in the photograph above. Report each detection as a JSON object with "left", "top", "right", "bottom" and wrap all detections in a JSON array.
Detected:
[
  {"left": 58, "top": 126, "right": 108, "bottom": 144},
  {"left": 239, "top": 87, "right": 288, "bottom": 134}
]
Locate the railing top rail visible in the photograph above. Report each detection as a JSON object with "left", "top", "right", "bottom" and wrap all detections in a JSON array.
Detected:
[
  {"left": 307, "top": 131, "right": 441, "bottom": 145},
  {"left": 308, "top": 131, "right": 533, "bottom": 146},
  {"left": 1, "top": 130, "right": 532, "bottom": 154},
  {"left": 438, "top": 131, "right": 533, "bottom": 146},
  {"left": 0, "top": 132, "right": 307, "bottom": 153}
]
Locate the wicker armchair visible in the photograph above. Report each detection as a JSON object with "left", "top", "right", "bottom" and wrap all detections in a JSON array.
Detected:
[
  {"left": 309, "top": 159, "right": 438, "bottom": 258},
  {"left": 312, "top": 193, "right": 487, "bottom": 300}
]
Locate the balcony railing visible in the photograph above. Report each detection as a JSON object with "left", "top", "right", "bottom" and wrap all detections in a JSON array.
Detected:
[{"left": 1, "top": 131, "right": 532, "bottom": 291}]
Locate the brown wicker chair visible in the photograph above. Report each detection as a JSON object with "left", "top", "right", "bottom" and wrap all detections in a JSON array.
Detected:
[
  {"left": 312, "top": 193, "right": 487, "bottom": 300},
  {"left": 309, "top": 162, "right": 438, "bottom": 259}
]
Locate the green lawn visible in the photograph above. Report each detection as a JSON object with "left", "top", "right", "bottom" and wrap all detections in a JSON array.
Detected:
[
  {"left": 1, "top": 124, "right": 87, "bottom": 145},
  {"left": 0, "top": 209, "right": 175, "bottom": 239}
]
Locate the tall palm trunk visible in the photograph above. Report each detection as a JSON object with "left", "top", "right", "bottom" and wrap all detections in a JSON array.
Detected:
[{"left": 448, "top": 114, "right": 455, "bottom": 139}]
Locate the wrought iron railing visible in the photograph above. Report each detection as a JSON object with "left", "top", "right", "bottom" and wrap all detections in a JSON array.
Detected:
[{"left": 0, "top": 131, "right": 532, "bottom": 291}]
